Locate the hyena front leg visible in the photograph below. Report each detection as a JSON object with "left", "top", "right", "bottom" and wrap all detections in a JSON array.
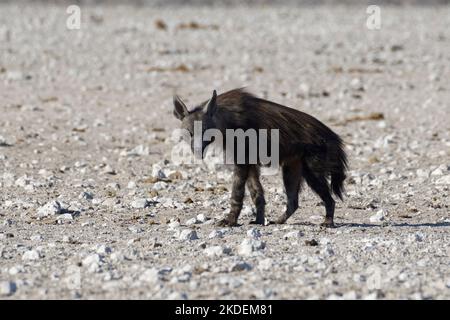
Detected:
[
  {"left": 247, "top": 165, "right": 266, "bottom": 225},
  {"left": 217, "top": 165, "right": 249, "bottom": 227},
  {"left": 275, "top": 160, "right": 303, "bottom": 224}
]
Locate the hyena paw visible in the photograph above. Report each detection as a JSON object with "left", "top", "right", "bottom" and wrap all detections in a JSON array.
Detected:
[
  {"left": 249, "top": 219, "right": 265, "bottom": 225},
  {"left": 216, "top": 218, "right": 238, "bottom": 227},
  {"left": 320, "top": 219, "right": 335, "bottom": 228}
]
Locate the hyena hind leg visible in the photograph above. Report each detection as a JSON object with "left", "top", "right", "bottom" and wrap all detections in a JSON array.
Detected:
[
  {"left": 303, "top": 167, "right": 336, "bottom": 228},
  {"left": 275, "top": 160, "right": 303, "bottom": 224},
  {"left": 217, "top": 165, "right": 249, "bottom": 227},
  {"left": 246, "top": 166, "right": 266, "bottom": 225}
]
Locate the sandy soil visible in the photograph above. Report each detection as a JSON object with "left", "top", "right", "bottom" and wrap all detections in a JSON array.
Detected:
[{"left": 0, "top": 3, "right": 449, "bottom": 299}]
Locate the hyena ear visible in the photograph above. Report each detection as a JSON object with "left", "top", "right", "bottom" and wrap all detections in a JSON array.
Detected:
[
  {"left": 173, "top": 95, "right": 189, "bottom": 120},
  {"left": 204, "top": 90, "right": 217, "bottom": 117}
]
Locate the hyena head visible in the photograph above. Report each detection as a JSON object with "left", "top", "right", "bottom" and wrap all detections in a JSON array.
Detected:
[{"left": 173, "top": 90, "right": 217, "bottom": 158}]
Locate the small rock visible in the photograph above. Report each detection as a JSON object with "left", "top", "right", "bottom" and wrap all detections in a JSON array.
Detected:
[
  {"left": 96, "top": 245, "right": 112, "bottom": 255},
  {"left": 102, "top": 165, "right": 116, "bottom": 175},
  {"left": 152, "top": 181, "right": 168, "bottom": 191},
  {"left": 196, "top": 214, "right": 208, "bottom": 223},
  {"left": 30, "top": 234, "right": 43, "bottom": 242},
  {"left": 37, "top": 201, "right": 62, "bottom": 217},
  {"left": 127, "top": 145, "right": 149, "bottom": 157},
  {"left": 8, "top": 266, "right": 24, "bottom": 275},
  {"left": 246, "top": 228, "right": 261, "bottom": 239},
  {"left": 151, "top": 163, "right": 166, "bottom": 179},
  {"left": 102, "top": 198, "right": 119, "bottom": 207},
  {"left": 283, "top": 230, "right": 304, "bottom": 240},
  {"left": 130, "top": 198, "right": 149, "bottom": 209},
  {"left": 231, "top": 261, "right": 252, "bottom": 272},
  {"left": 185, "top": 217, "right": 198, "bottom": 226},
  {"left": 258, "top": 258, "right": 274, "bottom": 271},
  {"left": 431, "top": 165, "right": 446, "bottom": 176},
  {"left": 369, "top": 209, "right": 387, "bottom": 223},
  {"left": 62, "top": 235, "right": 74, "bottom": 243},
  {"left": 140, "top": 268, "right": 160, "bottom": 283},
  {"left": 82, "top": 254, "right": 102, "bottom": 273},
  {"left": 305, "top": 239, "right": 319, "bottom": 246},
  {"left": 57, "top": 213, "right": 74, "bottom": 221},
  {"left": 320, "top": 245, "right": 335, "bottom": 257},
  {"left": 416, "top": 169, "right": 430, "bottom": 178},
  {"left": 238, "top": 238, "right": 265, "bottom": 256},
  {"left": 0, "top": 281, "right": 16, "bottom": 296},
  {"left": 22, "top": 249, "right": 40, "bottom": 261},
  {"left": 208, "top": 230, "right": 224, "bottom": 239},
  {"left": 79, "top": 192, "right": 94, "bottom": 200},
  {"left": 435, "top": 175, "right": 450, "bottom": 185},
  {"left": 168, "top": 220, "right": 180, "bottom": 230},
  {"left": 204, "top": 246, "right": 231, "bottom": 257},
  {"left": 106, "top": 182, "right": 121, "bottom": 191},
  {"left": 15, "top": 175, "right": 32, "bottom": 188},
  {"left": 178, "top": 229, "right": 199, "bottom": 241}
]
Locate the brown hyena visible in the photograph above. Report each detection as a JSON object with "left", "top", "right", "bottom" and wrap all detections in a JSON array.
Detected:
[{"left": 173, "top": 88, "right": 348, "bottom": 227}]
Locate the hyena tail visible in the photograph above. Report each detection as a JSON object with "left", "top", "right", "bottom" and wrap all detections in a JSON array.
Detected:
[
  {"left": 328, "top": 139, "right": 348, "bottom": 201},
  {"left": 302, "top": 138, "right": 348, "bottom": 201}
]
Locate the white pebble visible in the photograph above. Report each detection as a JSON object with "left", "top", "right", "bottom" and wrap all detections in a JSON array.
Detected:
[
  {"left": 369, "top": 209, "right": 387, "bottom": 223},
  {"left": 22, "top": 250, "right": 40, "bottom": 261},
  {"left": 178, "top": 229, "right": 199, "bottom": 241},
  {"left": 37, "top": 201, "right": 62, "bottom": 217},
  {"left": 0, "top": 281, "right": 16, "bottom": 296}
]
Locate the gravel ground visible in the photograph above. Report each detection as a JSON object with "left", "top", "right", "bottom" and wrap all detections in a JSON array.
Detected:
[{"left": 0, "top": 3, "right": 449, "bottom": 299}]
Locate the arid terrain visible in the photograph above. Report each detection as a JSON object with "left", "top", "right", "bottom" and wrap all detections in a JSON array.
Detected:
[{"left": 0, "top": 3, "right": 449, "bottom": 299}]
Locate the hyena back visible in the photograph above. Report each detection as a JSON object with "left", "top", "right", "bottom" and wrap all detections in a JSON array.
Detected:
[{"left": 173, "top": 88, "right": 348, "bottom": 227}]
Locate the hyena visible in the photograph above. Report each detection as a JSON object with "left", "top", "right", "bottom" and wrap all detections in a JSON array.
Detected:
[{"left": 173, "top": 88, "right": 348, "bottom": 227}]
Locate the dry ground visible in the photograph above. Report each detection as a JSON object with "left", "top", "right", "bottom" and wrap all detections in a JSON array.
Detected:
[{"left": 0, "top": 3, "right": 449, "bottom": 299}]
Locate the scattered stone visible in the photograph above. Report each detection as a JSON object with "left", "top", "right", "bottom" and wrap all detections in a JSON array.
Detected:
[
  {"left": 196, "top": 214, "right": 208, "bottom": 223},
  {"left": 130, "top": 198, "right": 149, "bottom": 209},
  {"left": 238, "top": 238, "right": 265, "bottom": 256},
  {"left": 102, "top": 165, "right": 116, "bottom": 175},
  {"left": 435, "top": 175, "right": 450, "bottom": 185},
  {"left": 140, "top": 268, "right": 161, "bottom": 283},
  {"left": 416, "top": 169, "right": 430, "bottom": 178},
  {"left": 178, "top": 229, "right": 199, "bottom": 241},
  {"left": 204, "top": 246, "right": 231, "bottom": 257},
  {"left": 320, "top": 245, "right": 335, "bottom": 257},
  {"left": 37, "top": 201, "right": 62, "bottom": 217},
  {"left": 57, "top": 213, "right": 74, "bottom": 222},
  {"left": 22, "top": 249, "right": 40, "bottom": 261},
  {"left": 369, "top": 209, "right": 387, "bottom": 223},
  {"left": 185, "top": 217, "right": 198, "bottom": 226},
  {"left": 305, "top": 239, "right": 319, "bottom": 246},
  {"left": 96, "top": 245, "right": 112, "bottom": 255},
  {"left": 78, "top": 192, "right": 94, "bottom": 200},
  {"left": 126, "top": 145, "right": 149, "bottom": 157},
  {"left": 0, "top": 281, "right": 16, "bottom": 296},
  {"left": 208, "top": 230, "right": 224, "bottom": 239},
  {"left": 151, "top": 163, "right": 166, "bottom": 179},
  {"left": 246, "top": 228, "right": 261, "bottom": 239},
  {"left": 82, "top": 254, "right": 102, "bottom": 273},
  {"left": 258, "top": 258, "right": 273, "bottom": 271},
  {"left": 283, "top": 230, "right": 304, "bottom": 240},
  {"left": 152, "top": 181, "right": 168, "bottom": 191},
  {"left": 30, "top": 234, "right": 43, "bottom": 242},
  {"left": 231, "top": 261, "right": 252, "bottom": 272}
]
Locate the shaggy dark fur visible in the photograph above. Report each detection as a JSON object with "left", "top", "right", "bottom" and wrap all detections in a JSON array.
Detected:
[{"left": 173, "top": 88, "right": 348, "bottom": 227}]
